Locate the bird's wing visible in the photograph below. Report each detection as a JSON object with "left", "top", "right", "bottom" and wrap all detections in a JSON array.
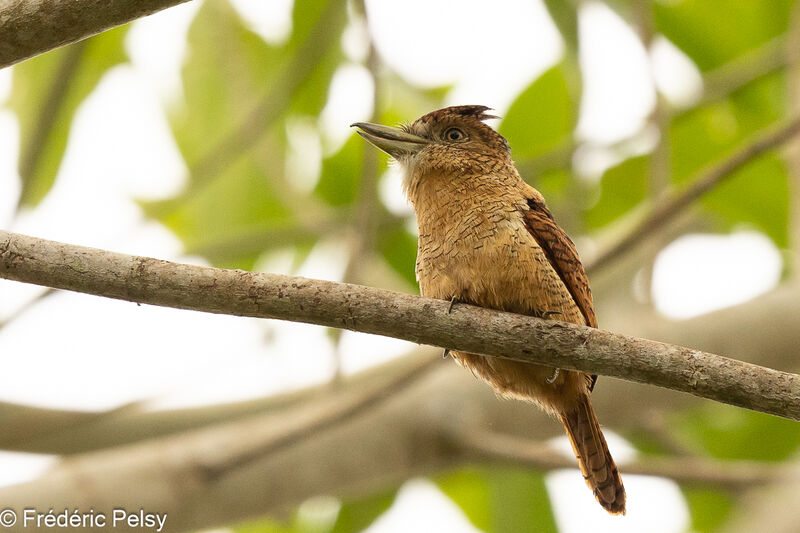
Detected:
[
  {"left": 522, "top": 195, "right": 598, "bottom": 390},
  {"left": 522, "top": 197, "right": 597, "bottom": 328}
]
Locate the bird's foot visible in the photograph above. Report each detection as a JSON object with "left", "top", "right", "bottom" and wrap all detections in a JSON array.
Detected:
[
  {"left": 540, "top": 310, "right": 562, "bottom": 319},
  {"left": 546, "top": 367, "right": 560, "bottom": 384},
  {"left": 443, "top": 297, "right": 459, "bottom": 357},
  {"left": 446, "top": 297, "right": 460, "bottom": 314}
]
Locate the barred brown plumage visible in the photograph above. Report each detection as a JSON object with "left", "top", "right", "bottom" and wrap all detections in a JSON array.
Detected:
[{"left": 353, "top": 105, "right": 626, "bottom": 515}]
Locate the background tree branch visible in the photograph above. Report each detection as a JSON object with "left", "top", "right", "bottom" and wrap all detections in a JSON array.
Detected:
[
  {"left": 586, "top": 116, "right": 800, "bottom": 275},
  {"left": 0, "top": 347, "right": 787, "bottom": 533},
  {"left": 457, "top": 430, "right": 785, "bottom": 490}
]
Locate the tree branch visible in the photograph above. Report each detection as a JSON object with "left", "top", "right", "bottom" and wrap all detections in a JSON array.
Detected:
[
  {"left": 0, "top": 347, "right": 432, "bottom": 455},
  {"left": 587, "top": 116, "right": 800, "bottom": 274},
  {"left": 0, "top": 287, "right": 55, "bottom": 331},
  {"left": 201, "top": 355, "right": 439, "bottom": 478},
  {"left": 2, "top": 230, "right": 800, "bottom": 421},
  {"left": 702, "top": 35, "right": 788, "bottom": 107},
  {"left": 0, "top": 354, "right": 458, "bottom": 533},
  {"left": 719, "top": 460, "right": 800, "bottom": 533},
  {"left": 457, "top": 430, "right": 784, "bottom": 490},
  {"left": 0, "top": 0, "right": 193, "bottom": 69},
  {"left": 9, "top": 279, "right": 800, "bottom": 456},
  {"left": 0, "top": 348, "right": 786, "bottom": 533}
]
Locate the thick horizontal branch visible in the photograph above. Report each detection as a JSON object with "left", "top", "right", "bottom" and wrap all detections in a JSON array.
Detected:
[
  {"left": 2, "top": 230, "right": 800, "bottom": 420},
  {"left": 6, "top": 283, "right": 800, "bottom": 455},
  {"left": 0, "top": 0, "right": 193, "bottom": 69}
]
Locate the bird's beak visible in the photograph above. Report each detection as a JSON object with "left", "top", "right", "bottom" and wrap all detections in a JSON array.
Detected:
[{"left": 350, "top": 122, "right": 429, "bottom": 159}]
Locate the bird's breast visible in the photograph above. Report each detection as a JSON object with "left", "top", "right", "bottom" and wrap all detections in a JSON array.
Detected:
[{"left": 415, "top": 204, "right": 581, "bottom": 322}]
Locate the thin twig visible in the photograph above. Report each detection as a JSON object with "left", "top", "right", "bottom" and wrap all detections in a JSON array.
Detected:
[
  {"left": 0, "top": 287, "right": 57, "bottom": 331},
  {"left": 2, "top": 229, "right": 800, "bottom": 421},
  {"left": 702, "top": 35, "right": 788, "bottom": 107},
  {"left": 587, "top": 117, "right": 800, "bottom": 275},
  {"left": 458, "top": 430, "right": 784, "bottom": 489},
  {"left": 517, "top": 34, "right": 789, "bottom": 178},
  {"left": 200, "top": 355, "right": 440, "bottom": 477},
  {"left": 0, "top": 348, "right": 438, "bottom": 455}
]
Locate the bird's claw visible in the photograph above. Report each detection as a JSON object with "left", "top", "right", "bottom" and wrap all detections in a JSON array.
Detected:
[
  {"left": 446, "top": 297, "right": 459, "bottom": 314},
  {"left": 546, "top": 368, "right": 560, "bottom": 384},
  {"left": 443, "top": 297, "right": 458, "bottom": 358}
]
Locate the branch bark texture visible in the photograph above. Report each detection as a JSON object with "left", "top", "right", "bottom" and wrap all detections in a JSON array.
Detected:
[
  {"left": 0, "top": 0, "right": 193, "bottom": 69},
  {"left": 2, "top": 230, "right": 799, "bottom": 420}
]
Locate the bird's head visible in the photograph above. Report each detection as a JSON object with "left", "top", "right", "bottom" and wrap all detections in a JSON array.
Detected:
[{"left": 352, "top": 105, "right": 512, "bottom": 198}]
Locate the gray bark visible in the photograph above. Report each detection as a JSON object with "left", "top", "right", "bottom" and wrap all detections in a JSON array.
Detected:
[
  {"left": 2, "top": 229, "right": 799, "bottom": 420},
  {"left": 0, "top": 0, "right": 193, "bottom": 68}
]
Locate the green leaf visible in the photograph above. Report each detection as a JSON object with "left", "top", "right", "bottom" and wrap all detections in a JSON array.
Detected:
[
  {"left": 377, "top": 226, "right": 418, "bottom": 289},
  {"left": 528, "top": 167, "right": 573, "bottom": 215},
  {"left": 531, "top": 168, "right": 571, "bottom": 201},
  {"left": 584, "top": 156, "right": 650, "bottom": 230},
  {"left": 541, "top": 0, "right": 579, "bottom": 50},
  {"left": 9, "top": 27, "right": 129, "bottom": 207},
  {"left": 143, "top": 0, "right": 345, "bottom": 269},
  {"left": 702, "top": 154, "right": 788, "bottom": 246},
  {"left": 654, "top": 0, "right": 794, "bottom": 71},
  {"left": 671, "top": 73, "right": 785, "bottom": 182},
  {"left": 438, "top": 469, "right": 492, "bottom": 531},
  {"left": 683, "top": 488, "right": 733, "bottom": 533},
  {"left": 167, "top": 0, "right": 284, "bottom": 166},
  {"left": 234, "top": 516, "right": 295, "bottom": 533},
  {"left": 286, "top": 0, "right": 347, "bottom": 117},
  {"left": 486, "top": 468, "right": 557, "bottom": 533},
  {"left": 673, "top": 404, "right": 800, "bottom": 461},
  {"left": 316, "top": 136, "right": 364, "bottom": 207},
  {"left": 149, "top": 156, "right": 291, "bottom": 270},
  {"left": 330, "top": 490, "right": 396, "bottom": 533},
  {"left": 437, "top": 467, "right": 557, "bottom": 533},
  {"left": 500, "top": 64, "right": 575, "bottom": 160},
  {"left": 669, "top": 73, "right": 788, "bottom": 246}
]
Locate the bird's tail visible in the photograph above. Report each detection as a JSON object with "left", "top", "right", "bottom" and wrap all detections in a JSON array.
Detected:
[{"left": 559, "top": 394, "right": 626, "bottom": 515}]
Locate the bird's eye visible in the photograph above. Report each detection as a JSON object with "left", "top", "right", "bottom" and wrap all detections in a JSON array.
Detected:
[{"left": 444, "top": 127, "right": 467, "bottom": 142}]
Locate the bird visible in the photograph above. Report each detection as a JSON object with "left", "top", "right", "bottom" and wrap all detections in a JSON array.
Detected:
[{"left": 352, "top": 105, "right": 626, "bottom": 515}]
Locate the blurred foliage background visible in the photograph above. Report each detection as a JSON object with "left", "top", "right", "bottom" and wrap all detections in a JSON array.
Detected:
[{"left": 3, "top": 0, "right": 800, "bottom": 532}]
